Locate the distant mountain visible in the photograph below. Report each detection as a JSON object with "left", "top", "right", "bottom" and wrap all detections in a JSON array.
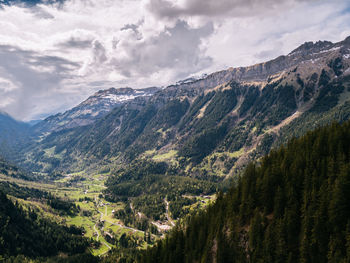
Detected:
[
  {"left": 0, "top": 111, "right": 30, "bottom": 160},
  {"left": 26, "top": 119, "right": 42, "bottom": 126},
  {"left": 18, "top": 35, "right": 350, "bottom": 175},
  {"left": 33, "top": 87, "right": 159, "bottom": 134}
]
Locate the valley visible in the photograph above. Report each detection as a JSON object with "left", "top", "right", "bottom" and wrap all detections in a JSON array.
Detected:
[{"left": 0, "top": 168, "right": 214, "bottom": 257}]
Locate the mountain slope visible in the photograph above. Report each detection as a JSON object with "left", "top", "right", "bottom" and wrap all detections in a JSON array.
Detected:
[
  {"left": 33, "top": 87, "right": 159, "bottom": 134},
  {"left": 0, "top": 190, "right": 93, "bottom": 261},
  {"left": 0, "top": 112, "right": 30, "bottom": 160},
  {"left": 140, "top": 120, "right": 350, "bottom": 263},
  {"left": 19, "top": 35, "right": 350, "bottom": 177},
  {"left": 0, "top": 156, "right": 31, "bottom": 180}
]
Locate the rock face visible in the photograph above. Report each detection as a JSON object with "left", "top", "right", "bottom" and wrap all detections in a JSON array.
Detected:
[
  {"left": 165, "top": 37, "right": 350, "bottom": 95},
  {"left": 33, "top": 87, "right": 160, "bottom": 134}
]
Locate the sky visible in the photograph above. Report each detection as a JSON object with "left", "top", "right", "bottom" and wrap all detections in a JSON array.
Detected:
[{"left": 0, "top": 0, "right": 350, "bottom": 121}]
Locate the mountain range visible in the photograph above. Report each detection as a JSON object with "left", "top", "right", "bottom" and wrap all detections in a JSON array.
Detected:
[
  {"left": 1, "top": 35, "right": 350, "bottom": 262},
  {"left": 2, "top": 35, "right": 348, "bottom": 177}
]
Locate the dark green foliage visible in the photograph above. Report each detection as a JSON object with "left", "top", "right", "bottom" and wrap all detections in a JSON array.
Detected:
[
  {"left": 223, "top": 125, "right": 250, "bottom": 152},
  {"left": 46, "top": 194, "right": 80, "bottom": 216},
  {"left": 140, "top": 121, "right": 350, "bottom": 263},
  {"left": 318, "top": 69, "right": 331, "bottom": 86},
  {"left": 178, "top": 91, "right": 215, "bottom": 131},
  {"left": 106, "top": 160, "right": 168, "bottom": 185},
  {"left": 276, "top": 101, "right": 350, "bottom": 148},
  {"left": 311, "top": 81, "right": 344, "bottom": 113},
  {"left": 328, "top": 57, "right": 343, "bottom": 76},
  {"left": 0, "top": 181, "right": 79, "bottom": 216},
  {"left": 303, "top": 72, "right": 318, "bottom": 102},
  {"left": 0, "top": 113, "right": 31, "bottom": 161},
  {"left": 106, "top": 173, "right": 215, "bottom": 220},
  {"left": 149, "top": 99, "right": 190, "bottom": 129},
  {"left": 104, "top": 160, "right": 216, "bottom": 219},
  {"left": 0, "top": 191, "right": 90, "bottom": 260},
  {"left": 0, "top": 157, "right": 32, "bottom": 180},
  {"left": 251, "top": 83, "right": 297, "bottom": 127},
  {"left": 180, "top": 124, "right": 228, "bottom": 164},
  {"left": 0, "top": 181, "right": 49, "bottom": 200},
  {"left": 169, "top": 197, "right": 196, "bottom": 219},
  {"left": 101, "top": 248, "right": 140, "bottom": 263},
  {"left": 256, "top": 133, "right": 276, "bottom": 156},
  {"left": 238, "top": 86, "right": 260, "bottom": 116},
  {"left": 193, "top": 87, "right": 238, "bottom": 133},
  {"left": 2, "top": 253, "right": 99, "bottom": 263}
]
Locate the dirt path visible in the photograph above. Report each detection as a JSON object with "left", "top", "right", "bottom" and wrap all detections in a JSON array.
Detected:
[
  {"left": 105, "top": 219, "right": 145, "bottom": 233},
  {"left": 93, "top": 224, "right": 100, "bottom": 241},
  {"left": 164, "top": 198, "right": 175, "bottom": 227}
]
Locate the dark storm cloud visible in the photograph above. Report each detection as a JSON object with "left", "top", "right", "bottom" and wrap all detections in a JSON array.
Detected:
[{"left": 146, "top": 0, "right": 318, "bottom": 18}]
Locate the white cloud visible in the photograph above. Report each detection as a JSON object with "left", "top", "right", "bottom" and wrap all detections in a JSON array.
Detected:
[{"left": 0, "top": 0, "right": 349, "bottom": 120}]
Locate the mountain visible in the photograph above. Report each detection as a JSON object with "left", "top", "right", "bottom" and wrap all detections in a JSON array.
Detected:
[
  {"left": 33, "top": 87, "right": 159, "bottom": 134},
  {"left": 0, "top": 111, "right": 30, "bottom": 160},
  {"left": 0, "top": 155, "right": 31, "bottom": 180},
  {"left": 18, "top": 35, "right": 350, "bottom": 176},
  {"left": 26, "top": 119, "right": 42, "bottom": 126},
  {"left": 140, "top": 120, "right": 350, "bottom": 263}
]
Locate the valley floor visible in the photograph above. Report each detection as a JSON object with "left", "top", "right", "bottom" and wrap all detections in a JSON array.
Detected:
[{"left": 0, "top": 171, "right": 214, "bottom": 257}]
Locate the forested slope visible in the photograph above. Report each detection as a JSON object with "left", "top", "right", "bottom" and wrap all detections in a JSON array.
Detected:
[
  {"left": 0, "top": 191, "right": 94, "bottom": 262},
  {"left": 140, "top": 120, "right": 350, "bottom": 263}
]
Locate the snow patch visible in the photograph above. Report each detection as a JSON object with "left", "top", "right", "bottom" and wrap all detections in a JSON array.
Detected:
[
  {"left": 103, "top": 94, "right": 136, "bottom": 102},
  {"left": 313, "top": 46, "right": 341, "bottom": 55}
]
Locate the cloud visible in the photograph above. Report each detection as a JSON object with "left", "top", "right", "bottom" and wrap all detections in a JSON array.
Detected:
[
  {"left": 145, "top": 0, "right": 317, "bottom": 19},
  {"left": 0, "top": 0, "right": 349, "bottom": 121},
  {"left": 108, "top": 20, "right": 213, "bottom": 81},
  {"left": 57, "top": 38, "right": 92, "bottom": 49},
  {"left": 0, "top": 45, "right": 81, "bottom": 120}
]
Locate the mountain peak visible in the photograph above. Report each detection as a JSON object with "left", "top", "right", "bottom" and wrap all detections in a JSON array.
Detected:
[
  {"left": 34, "top": 86, "right": 159, "bottom": 133},
  {"left": 95, "top": 87, "right": 134, "bottom": 95},
  {"left": 343, "top": 35, "right": 350, "bottom": 44},
  {"left": 289, "top": 40, "right": 333, "bottom": 56},
  {"left": 0, "top": 110, "right": 9, "bottom": 117}
]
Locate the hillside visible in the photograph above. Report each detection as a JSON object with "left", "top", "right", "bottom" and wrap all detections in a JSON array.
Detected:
[
  {"left": 33, "top": 87, "right": 159, "bottom": 134},
  {"left": 140, "top": 120, "right": 350, "bottom": 263},
  {"left": 18, "top": 36, "right": 350, "bottom": 177},
  {"left": 0, "top": 112, "right": 30, "bottom": 160},
  {"left": 0, "top": 156, "right": 31, "bottom": 180},
  {"left": 0, "top": 189, "right": 95, "bottom": 262}
]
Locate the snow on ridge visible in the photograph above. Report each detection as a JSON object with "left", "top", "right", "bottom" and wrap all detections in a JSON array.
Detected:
[
  {"left": 103, "top": 94, "right": 136, "bottom": 102},
  {"left": 315, "top": 46, "right": 341, "bottom": 55}
]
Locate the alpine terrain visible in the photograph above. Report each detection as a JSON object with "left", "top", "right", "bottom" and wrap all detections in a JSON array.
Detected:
[{"left": 1, "top": 35, "right": 350, "bottom": 262}]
